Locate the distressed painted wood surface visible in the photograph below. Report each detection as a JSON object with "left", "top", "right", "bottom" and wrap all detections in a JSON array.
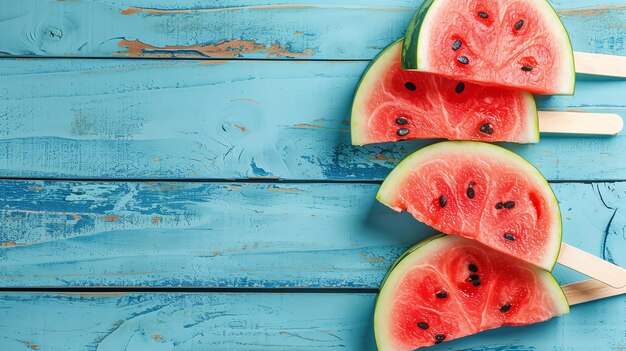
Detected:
[
  {"left": 0, "top": 58, "right": 625, "bottom": 180},
  {"left": 0, "top": 292, "right": 624, "bottom": 351},
  {"left": 1, "top": 1, "right": 625, "bottom": 350},
  {"left": 0, "top": 180, "right": 622, "bottom": 288},
  {"left": 0, "top": 1, "right": 624, "bottom": 59}
]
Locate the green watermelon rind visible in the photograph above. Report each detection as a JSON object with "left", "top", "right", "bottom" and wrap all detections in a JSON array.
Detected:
[
  {"left": 379, "top": 233, "right": 447, "bottom": 288},
  {"left": 351, "top": 39, "right": 403, "bottom": 146},
  {"left": 377, "top": 141, "right": 562, "bottom": 271},
  {"left": 352, "top": 40, "right": 540, "bottom": 145},
  {"left": 401, "top": 0, "right": 435, "bottom": 71},
  {"left": 374, "top": 234, "right": 570, "bottom": 351},
  {"left": 402, "top": 0, "right": 576, "bottom": 95},
  {"left": 374, "top": 234, "right": 453, "bottom": 351}
]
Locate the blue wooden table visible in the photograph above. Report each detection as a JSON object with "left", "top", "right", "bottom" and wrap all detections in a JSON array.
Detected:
[{"left": 0, "top": 1, "right": 625, "bottom": 350}]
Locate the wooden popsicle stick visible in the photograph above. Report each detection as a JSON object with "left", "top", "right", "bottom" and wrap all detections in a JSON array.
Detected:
[
  {"left": 562, "top": 279, "right": 626, "bottom": 305},
  {"left": 538, "top": 111, "right": 623, "bottom": 135},
  {"left": 557, "top": 243, "right": 626, "bottom": 288},
  {"left": 574, "top": 52, "right": 626, "bottom": 77}
]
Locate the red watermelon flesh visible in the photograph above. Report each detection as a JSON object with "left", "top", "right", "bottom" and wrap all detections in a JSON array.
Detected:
[
  {"left": 402, "top": 0, "right": 575, "bottom": 95},
  {"left": 377, "top": 141, "right": 561, "bottom": 271},
  {"left": 351, "top": 40, "right": 538, "bottom": 146},
  {"left": 375, "top": 234, "right": 569, "bottom": 350}
]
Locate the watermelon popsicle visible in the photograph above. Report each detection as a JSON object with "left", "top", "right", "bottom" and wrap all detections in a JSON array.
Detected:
[
  {"left": 373, "top": 234, "right": 626, "bottom": 350},
  {"left": 351, "top": 40, "right": 623, "bottom": 145},
  {"left": 377, "top": 141, "right": 626, "bottom": 286},
  {"left": 401, "top": 0, "right": 626, "bottom": 95}
]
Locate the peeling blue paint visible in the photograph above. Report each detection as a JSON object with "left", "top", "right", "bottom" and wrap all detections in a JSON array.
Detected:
[{"left": 249, "top": 158, "right": 273, "bottom": 177}]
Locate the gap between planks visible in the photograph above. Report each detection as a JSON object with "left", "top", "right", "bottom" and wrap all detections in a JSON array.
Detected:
[
  {"left": 2, "top": 281, "right": 624, "bottom": 306},
  {"left": 0, "top": 177, "right": 625, "bottom": 184},
  {"left": 0, "top": 55, "right": 371, "bottom": 63},
  {"left": 0, "top": 287, "right": 379, "bottom": 294}
]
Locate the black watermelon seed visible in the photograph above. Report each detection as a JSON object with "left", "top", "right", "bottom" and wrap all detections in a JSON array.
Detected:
[
  {"left": 397, "top": 128, "right": 410, "bottom": 137},
  {"left": 436, "top": 291, "right": 448, "bottom": 298},
  {"left": 457, "top": 56, "right": 469, "bottom": 64},
  {"left": 438, "top": 195, "right": 447, "bottom": 208},
  {"left": 478, "top": 11, "right": 489, "bottom": 18},
  {"left": 495, "top": 202, "right": 504, "bottom": 209},
  {"left": 435, "top": 334, "right": 446, "bottom": 341},
  {"left": 503, "top": 201, "right": 515, "bottom": 209},
  {"left": 504, "top": 233, "right": 516, "bottom": 241},
  {"left": 500, "top": 303, "right": 512, "bottom": 313},
  {"left": 396, "top": 117, "right": 408, "bottom": 125},
  {"left": 467, "top": 186, "right": 475, "bottom": 199},
  {"left": 455, "top": 82, "right": 465, "bottom": 93},
  {"left": 417, "top": 322, "right": 429, "bottom": 329},
  {"left": 514, "top": 20, "right": 524, "bottom": 30},
  {"left": 479, "top": 123, "right": 493, "bottom": 135},
  {"left": 469, "top": 274, "right": 481, "bottom": 286},
  {"left": 468, "top": 264, "right": 478, "bottom": 272},
  {"left": 405, "top": 82, "right": 417, "bottom": 91},
  {"left": 452, "top": 39, "right": 462, "bottom": 51},
  {"left": 521, "top": 65, "right": 533, "bottom": 72}
]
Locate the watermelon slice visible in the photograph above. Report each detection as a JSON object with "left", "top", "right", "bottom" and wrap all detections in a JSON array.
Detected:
[
  {"left": 374, "top": 234, "right": 569, "bottom": 350},
  {"left": 377, "top": 141, "right": 561, "bottom": 271},
  {"left": 402, "top": 0, "right": 575, "bottom": 95},
  {"left": 351, "top": 40, "right": 539, "bottom": 145}
]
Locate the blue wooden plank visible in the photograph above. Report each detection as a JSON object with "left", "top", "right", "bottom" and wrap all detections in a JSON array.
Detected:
[
  {"left": 0, "top": 292, "right": 623, "bottom": 350},
  {"left": 0, "top": 58, "right": 624, "bottom": 180},
  {"left": 0, "top": 0, "right": 624, "bottom": 59},
  {"left": 0, "top": 180, "right": 621, "bottom": 288}
]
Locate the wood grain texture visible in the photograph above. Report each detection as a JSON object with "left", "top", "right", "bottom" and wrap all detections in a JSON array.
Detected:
[
  {"left": 0, "top": 292, "right": 624, "bottom": 351},
  {"left": 557, "top": 243, "right": 626, "bottom": 288},
  {"left": 0, "top": 0, "right": 624, "bottom": 59},
  {"left": 0, "top": 180, "right": 622, "bottom": 288},
  {"left": 0, "top": 58, "right": 624, "bottom": 180},
  {"left": 563, "top": 279, "right": 626, "bottom": 305}
]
